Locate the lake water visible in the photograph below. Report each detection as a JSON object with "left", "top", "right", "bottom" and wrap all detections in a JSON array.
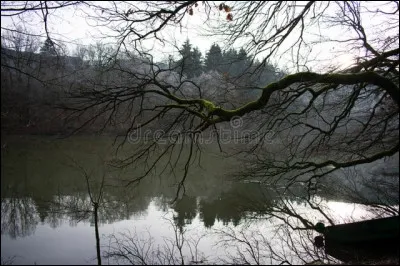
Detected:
[{"left": 1, "top": 136, "right": 396, "bottom": 265}]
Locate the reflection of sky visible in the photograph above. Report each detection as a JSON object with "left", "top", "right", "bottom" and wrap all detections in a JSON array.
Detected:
[
  {"left": 1, "top": 197, "right": 381, "bottom": 265},
  {"left": 1, "top": 201, "right": 218, "bottom": 265},
  {"left": 2, "top": 222, "right": 95, "bottom": 265}
]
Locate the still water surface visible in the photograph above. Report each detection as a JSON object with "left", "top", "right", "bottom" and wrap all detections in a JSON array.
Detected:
[{"left": 1, "top": 136, "right": 390, "bottom": 264}]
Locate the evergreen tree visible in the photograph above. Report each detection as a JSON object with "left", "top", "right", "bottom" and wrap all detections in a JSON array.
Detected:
[
  {"left": 40, "top": 37, "right": 57, "bottom": 56},
  {"left": 191, "top": 47, "right": 203, "bottom": 77},
  {"left": 236, "top": 48, "right": 251, "bottom": 73},
  {"left": 205, "top": 43, "right": 223, "bottom": 72},
  {"left": 222, "top": 48, "right": 238, "bottom": 75},
  {"left": 176, "top": 39, "right": 203, "bottom": 78},
  {"left": 179, "top": 39, "right": 192, "bottom": 63}
]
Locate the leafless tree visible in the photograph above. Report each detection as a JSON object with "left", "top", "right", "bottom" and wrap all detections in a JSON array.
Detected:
[
  {"left": 214, "top": 222, "right": 340, "bottom": 265},
  {"left": 2, "top": 1, "right": 398, "bottom": 187},
  {"left": 104, "top": 215, "right": 208, "bottom": 265},
  {"left": 1, "top": 1, "right": 398, "bottom": 263},
  {"left": 0, "top": 255, "right": 17, "bottom": 265}
]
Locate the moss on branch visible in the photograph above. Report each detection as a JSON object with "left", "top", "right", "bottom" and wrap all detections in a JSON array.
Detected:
[
  {"left": 165, "top": 71, "right": 398, "bottom": 128},
  {"left": 206, "top": 71, "right": 399, "bottom": 123}
]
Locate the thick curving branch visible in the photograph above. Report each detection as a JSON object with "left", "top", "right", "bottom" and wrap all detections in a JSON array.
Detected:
[{"left": 203, "top": 71, "right": 399, "bottom": 124}]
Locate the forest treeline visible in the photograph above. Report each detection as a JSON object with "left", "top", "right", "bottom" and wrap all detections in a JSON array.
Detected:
[{"left": 1, "top": 35, "right": 281, "bottom": 135}]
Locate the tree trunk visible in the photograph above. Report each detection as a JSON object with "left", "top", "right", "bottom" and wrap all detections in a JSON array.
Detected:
[{"left": 94, "top": 203, "right": 102, "bottom": 265}]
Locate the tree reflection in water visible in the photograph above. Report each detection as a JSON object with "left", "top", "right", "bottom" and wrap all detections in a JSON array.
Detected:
[
  {"left": 1, "top": 197, "right": 38, "bottom": 239},
  {"left": 1, "top": 137, "right": 398, "bottom": 264},
  {"left": 1, "top": 178, "right": 398, "bottom": 237}
]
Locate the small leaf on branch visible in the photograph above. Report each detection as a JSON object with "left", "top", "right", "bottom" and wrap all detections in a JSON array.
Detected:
[{"left": 227, "top": 13, "right": 233, "bottom": 21}]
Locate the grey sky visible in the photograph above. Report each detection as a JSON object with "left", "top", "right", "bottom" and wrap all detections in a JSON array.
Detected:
[
  {"left": 1, "top": 1, "right": 396, "bottom": 71},
  {"left": 1, "top": 2, "right": 220, "bottom": 61}
]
